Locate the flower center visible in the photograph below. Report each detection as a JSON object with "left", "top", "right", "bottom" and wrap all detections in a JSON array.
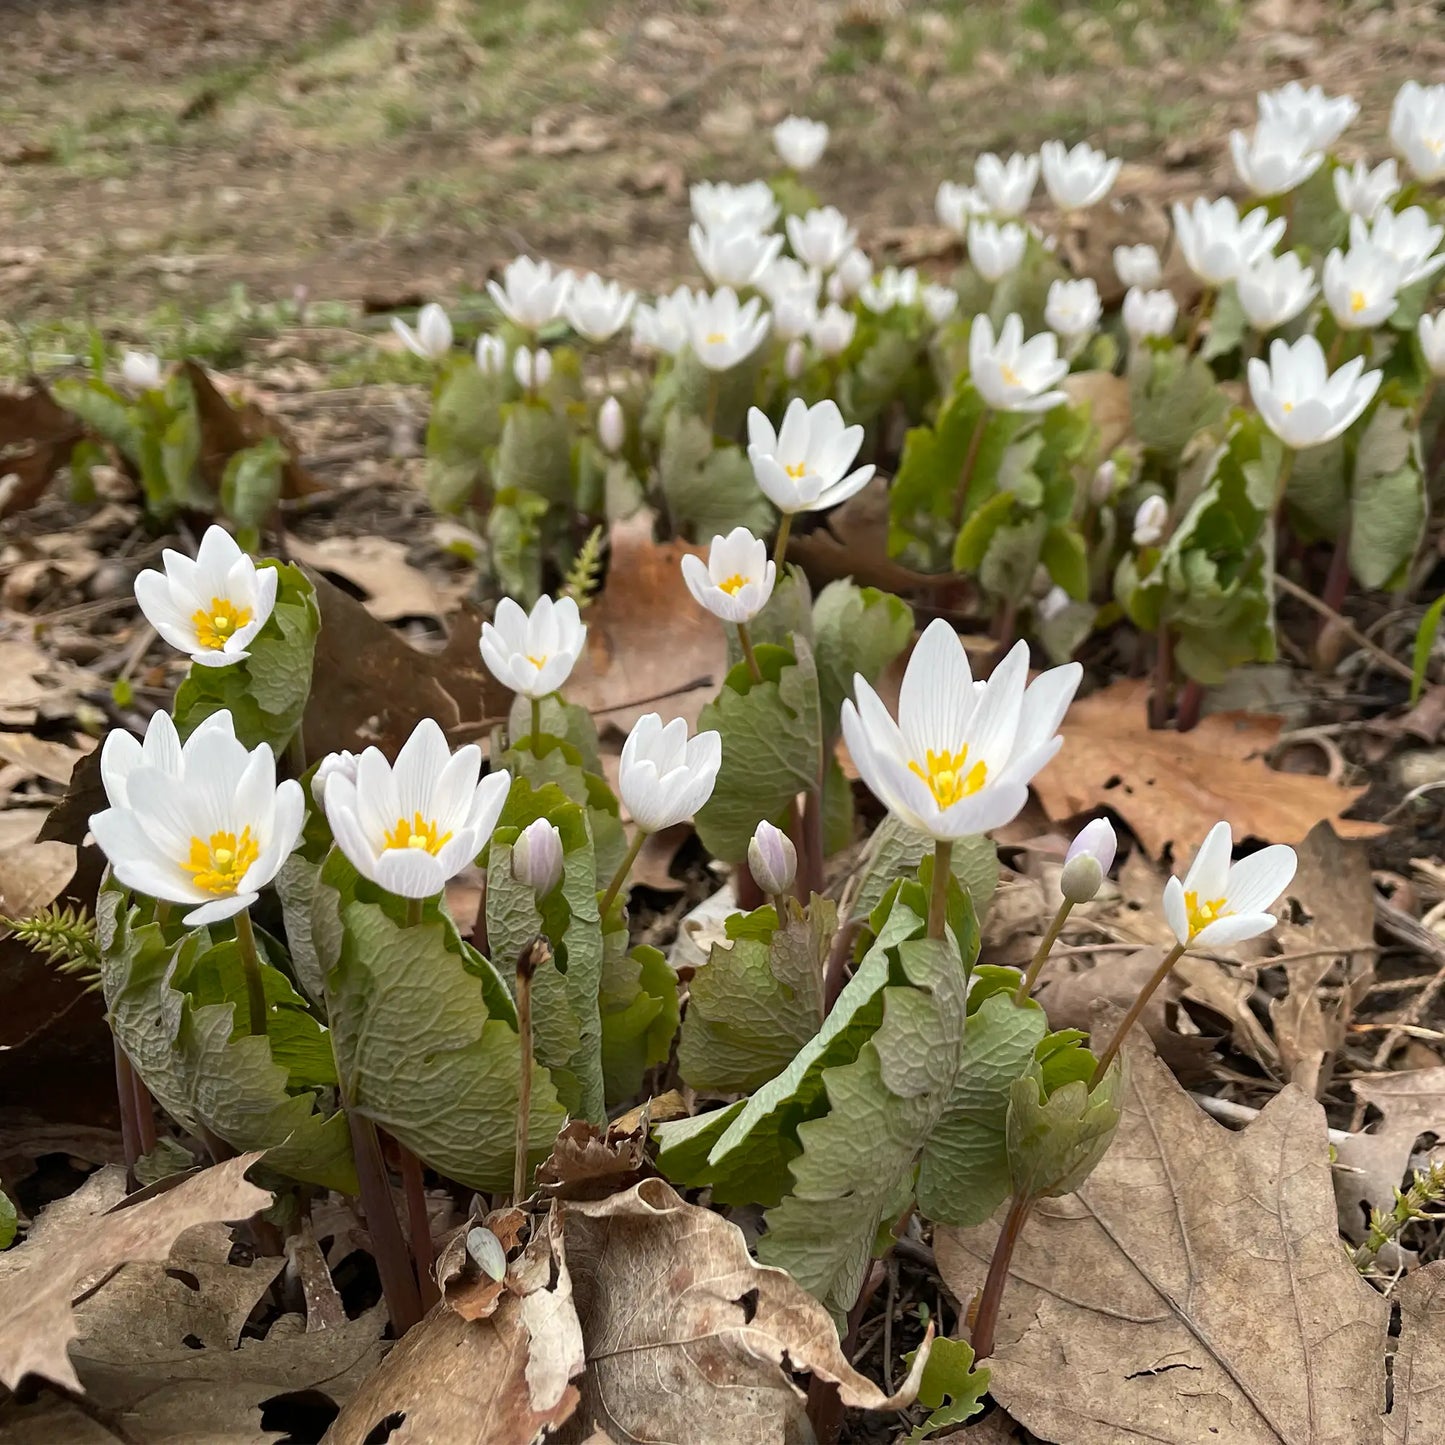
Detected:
[
  {"left": 1000, "top": 364, "right": 1021, "bottom": 386},
  {"left": 908, "top": 747, "right": 988, "bottom": 809},
  {"left": 1282, "top": 401, "right": 1294, "bottom": 412},
  {"left": 183, "top": 827, "right": 259, "bottom": 895},
  {"left": 383, "top": 812, "right": 454, "bottom": 855},
  {"left": 1349, "top": 288, "right": 1368, "bottom": 313},
  {"left": 705, "top": 331, "right": 727, "bottom": 344},
  {"left": 191, "top": 597, "right": 253, "bottom": 651},
  {"left": 718, "top": 573, "right": 748, "bottom": 595},
  {"left": 1184, "top": 889, "right": 1232, "bottom": 937},
  {"left": 526, "top": 653, "right": 548, "bottom": 669},
  {"left": 785, "top": 461, "right": 808, "bottom": 479}
]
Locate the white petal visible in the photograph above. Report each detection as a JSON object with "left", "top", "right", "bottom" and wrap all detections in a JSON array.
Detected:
[
  {"left": 374, "top": 846, "right": 447, "bottom": 899},
  {"left": 1191, "top": 911, "right": 1279, "bottom": 949},
  {"left": 1183, "top": 820, "right": 1233, "bottom": 899},
  {"left": 354, "top": 747, "right": 402, "bottom": 848},
  {"left": 898, "top": 620, "right": 976, "bottom": 762},
  {"left": 1223, "top": 844, "right": 1298, "bottom": 915},
  {"left": 329, "top": 802, "right": 383, "bottom": 883},
  {"left": 183, "top": 893, "right": 257, "bottom": 927},
  {"left": 1162, "top": 876, "right": 1189, "bottom": 945}
]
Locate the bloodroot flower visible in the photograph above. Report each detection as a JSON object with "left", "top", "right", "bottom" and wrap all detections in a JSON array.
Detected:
[
  {"left": 682, "top": 528, "right": 776, "bottom": 624},
  {"left": 1163, "top": 821, "right": 1297, "bottom": 949},
  {"left": 480, "top": 596, "right": 588, "bottom": 701}
]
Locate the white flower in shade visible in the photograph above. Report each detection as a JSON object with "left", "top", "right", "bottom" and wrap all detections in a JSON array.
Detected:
[
  {"left": 969, "top": 313, "right": 1068, "bottom": 413},
  {"left": 1060, "top": 816, "right": 1117, "bottom": 903},
  {"left": 512, "top": 346, "right": 553, "bottom": 390},
  {"left": 690, "top": 222, "right": 785, "bottom": 289},
  {"left": 1259, "top": 81, "right": 1357, "bottom": 150},
  {"left": 840, "top": 620, "right": 1081, "bottom": 842},
  {"left": 1322, "top": 242, "right": 1402, "bottom": 330},
  {"left": 1122, "top": 286, "right": 1179, "bottom": 342},
  {"left": 598, "top": 396, "right": 626, "bottom": 455},
  {"left": 1229, "top": 123, "right": 1324, "bottom": 197},
  {"left": 681, "top": 527, "right": 777, "bottom": 623},
  {"left": 786, "top": 206, "right": 857, "bottom": 270},
  {"left": 563, "top": 273, "right": 636, "bottom": 342},
  {"left": 748, "top": 820, "right": 796, "bottom": 897},
  {"left": 746, "top": 397, "right": 873, "bottom": 514},
  {"left": 1351, "top": 207, "right": 1445, "bottom": 288},
  {"left": 758, "top": 256, "right": 821, "bottom": 307},
  {"left": 1163, "top": 820, "right": 1297, "bottom": 949},
  {"left": 1247, "top": 333, "right": 1381, "bottom": 449},
  {"left": 690, "top": 180, "right": 779, "bottom": 233},
  {"left": 859, "top": 266, "right": 921, "bottom": 313},
  {"left": 784, "top": 338, "right": 807, "bottom": 378},
  {"left": 1044, "top": 277, "right": 1102, "bottom": 340},
  {"left": 121, "top": 350, "right": 163, "bottom": 390},
  {"left": 512, "top": 818, "right": 564, "bottom": 897},
  {"left": 90, "top": 710, "right": 304, "bottom": 927},
  {"left": 922, "top": 284, "right": 960, "bottom": 326},
  {"left": 480, "top": 595, "right": 587, "bottom": 700},
  {"left": 1132, "top": 495, "right": 1168, "bottom": 546},
  {"left": 1390, "top": 81, "right": 1445, "bottom": 182},
  {"left": 618, "top": 714, "right": 722, "bottom": 833},
  {"left": 1090, "top": 459, "right": 1118, "bottom": 504},
  {"left": 967, "top": 219, "right": 1027, "bottom": 283},
  {"left": 1113, "top": 244, "right": 1162, "bottom": 289},
  {"left": 1333, "top": 158, "right": 1399, "bottom": 221},
  {"left": 683, "top": 288, "right": 772, "bottom": 372},
  {"left": 974, "top": 151, "right": 1039, "bottom": 217},
  {"left": 311, "top": 749, "right": 359, "bottom": 809},
  {"left": 134, "top": 524, "right": 277, "bottom": 669},
  {"left": 392, "top": 303, "right": 453, "bottom": 361},
  {"left": 829, "top": 247, "right": 873, "bottom": 299},
  {"left": 810, "top": 302, "right": 857, "bottom": 357},
  {"left": 323, "top": 718, "right": 510, "bottom": 901},
  {"left": 1420, "top": 313, "right": 1445, "bottom": 378},
  {"left": 1236, "top": 250, "right": 1318, "bottom": 331},
  {"left": 1040, "top": 139, "right": 1121, "bottom": 210},
  {"left": 771, "top": 288, "right": 819, "bottom": 343},
  {"left": 475, "top": 333, "right": 507, "bottom": 374},
  {"left": 1172, "top": 197, "right": 1285, "bottom": 286},
  {"left": 1037, "top": 585, "right": 1069, "bottom": 622},
  {"left": 631, "top": 286, "right": 697, "bottom": 356},
  {"left": 773, "top": 115, "right": 829, "bottom": 171},
  {"left": 487, "top": 256, "right": 572, "bottom": 331},
  {"left": 936, "top": 181, "right": 989, "bottom": 234}
]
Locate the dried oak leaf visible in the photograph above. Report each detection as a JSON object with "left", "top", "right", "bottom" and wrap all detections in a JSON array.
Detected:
[
  {"left": 1385, "top": 1259, "right": 1445, "bottom": 1442},
  {"left": 437, "top": 1206, "right": 527, "bottom": 1322},
  {"left": 936, "top": 1014, "right": 1388, "bottom": 1445},
  {"left": 287, "top": 535, "right": 468, "bottom": 623},
  {"left": 0, "top": 385, "right": 85, "bottom": 520},
  {"left": 534, "top": 1117, "right": 650, "bottom": 1201},
  {"left": 0, "top": 1154, "right": 271, "bottom": 1392},
  {"left": 1036, "top": 677, "right": 1382, "bottom": 858}
]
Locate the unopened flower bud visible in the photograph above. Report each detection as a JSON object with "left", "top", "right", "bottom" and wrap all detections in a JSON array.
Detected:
[
  {"left": 784, "top": 337, "right": 807, "bottom": 379},
  {"left": 1060, "top": 817, "right": 1117, "bottom": 903},
  {"left": 121, "top": 350, "right": 163, "bottom": 390},
  {"left": 311, "top": 749, "right": 359, "bottom": 808},
  {"left": 476, "top": 333, "right": 507, "bottom": 375},
  {"left": 1038, "top": 585, "right": 1069, "bottom": 622},
  {"left": 747, "top": 820, "right": 796, "bottom": 897},
  {"left": 1132, "top": 494, "right": 1168, "bottom": 547},
  {"left": 598, "top": 395, "right": 625, "bottom": 454},
  {"left": 1090, "top": 458, "right": 1117, "bottom": 505},
  {"left": 513, "top": 346, "right": 553, "bottom": 390},
  {"left": 512, "top": 817, "right": 564, "bottom": 898}
]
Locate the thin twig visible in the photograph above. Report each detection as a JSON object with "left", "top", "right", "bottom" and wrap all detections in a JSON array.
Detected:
[{"left": 1273, "top": 574, "right": 1415, "bottom": 683}]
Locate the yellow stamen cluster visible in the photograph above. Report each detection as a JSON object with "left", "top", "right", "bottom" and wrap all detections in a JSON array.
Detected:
[
  {"left": 1000, "top": 363, "right": 1022, "bottom": 387},
  {"left": 526, "top": 653, "right": 548, "bottom": 669},
  {"left": 705, "top": 331, "right": 727, "bottom": 344},
  {"left": 191, "top": 597, "right": 253, "bottom": 651},
  {"left": 183, "top": 827, "right": 259, "bottom": 895},
  {"left": 785, "top": 461, "right": 807, "bottom": 479},
  {"left": 909, "top": 747, "right": 988, "bottom": 809},
  {"left": 717, "top": 573, "right": 748, "bottom": 595},
  {"left": 1349, "top": 289, "right": 1368, "bottom": 314},
  {"left": 383, "top": 812, "right": 453, "bottom": 855},
  {"left": 1184, "top": 889, "right": 1231, "bottom": 937}
]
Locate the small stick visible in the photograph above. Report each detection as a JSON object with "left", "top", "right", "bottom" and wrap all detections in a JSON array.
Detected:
[
  {"left": 513, "top": 936, "right": 550, "bottom": 1204},
  {"left": 348, "top": 1111, "right": 424, "bottom": 1334},
  {"left": 1274, "top": 573, "right": 1415, "bottom": 684},
  {"left": 397, "top": 1139, "right": 439, "bottom": 1310},
  {"left": 113, "top": 1041, "right": 141, "bottom": 1187}
]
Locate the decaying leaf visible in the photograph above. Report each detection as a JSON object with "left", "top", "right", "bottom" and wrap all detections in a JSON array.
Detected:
[
  {"left": 1384, "top": 1260, "right": 1445, "bottom": 1442},
  {"left": 534, "top": 1117, "right": 650, "bottom": 1201},
  {"left": 287, "top": 534, "right": 468, "bottom": 622},
  {"left": 437, "top": 1206, "right": 526, "bottom": 1322},
  {"left": 0, "top": 385, "right": 85, "bottom": 520}
]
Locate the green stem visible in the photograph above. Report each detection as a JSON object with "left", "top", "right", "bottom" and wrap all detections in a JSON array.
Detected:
[
  {"left": 704, "top": 372, "right": 721, "bottom": 438},
  {"left": 530, "top": 695, "right": 543, "bottom": 753},
  {"left": 1091, "top": 939, "right": 1188, "bottom": 1086},
  {"left": 233, "top": 909, "right": 269, "bottom": 1038},
  {"left": 1014, "top": 899, "right": 1073, "bottom": 1004},
  {"left": 737, "top": 622, "right": 763, "bottom": 683},
  {"left": 950, "top": 407, "right": 991, "bottom": 530},
  {"left": 1415, "top": 378, "right": 1438, "bottom": 432},
  {"left": 927, "top": 839, "right": 953, "bottom": 942},
  {"left": 970, "top": 1192, "right": 1036, "bottom": 1361},
  {"left": 285, "top": 727, "right": 308, "bottom": 781},
  {"left": 513, "top": 939, "right": 542, "bottom": 1203},
  {"left": 406, "top": 896, "right": 425, "bottom": 928},
  {"left": 599, "top": 828, "right": 648, "bottom": 920},
  {"left": 1271, "top": 445, "right": 1297, "bottom": 526},
  {"left": 773, "top": 511, "right": 793, "bottom": 570},
  {"left": 1186, "top": 286, "right": 1215, "bottom": 353}
]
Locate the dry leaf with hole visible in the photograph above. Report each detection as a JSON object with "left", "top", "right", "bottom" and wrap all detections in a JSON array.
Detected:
[
  {"left": 0, "top": 386, "right": 85, "bottom": 520},
  {"left": 533, "top": 1117, "right": 650, "bottom": 1201},
  {"left": 288, "top": 534, "right": 468, "bottom": 622},
  {"left": 1385, "top": 1260, "right": 1445, "bottom": 1442},
  {"left": 1037, "top": 677, "right": 1382, "bottom": 857},
  {"left": 935, "top": 1013, "right": 1388, "bottom": 1445},
  {"left": 1061, "top": 370, "right": 1131, "bottom": 456}
]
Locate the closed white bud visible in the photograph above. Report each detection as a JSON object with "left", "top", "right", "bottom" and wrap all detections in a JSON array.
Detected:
[
  {"left": 311, "top": 749, "right": 359, "bottom": 808},
  {"left": 784, "top": 337, "right": 807, "bottom": 379},
  {"left": 1090, "top": 458, "right": 1118, "bottom": 504},
  {"left": 476, "top": 334, "right": 507, "bottom": 374},
  {"left": 513, "top": 346, "right": 553, "bottom": 390},
  {"left": 121, "top": 350, "right": 163, "bottom": 390},
  {"left": 1059, "top": 853, "right": 1103, "bottom": 904},
  {"left": 598, "top": 395, "right": 625, "bottom": 453},
  {"left": 1038, "top": 584, "right": 1069, "bottom": 622},
  {"left": 512, "top": 817, "right": 564, "bottom": 897},
  {"left": 1132, "top": 495, "right": 1168, "bottom": 546},
  {"left": 747, "top": 820, "right": 796, "bottom": 897}
]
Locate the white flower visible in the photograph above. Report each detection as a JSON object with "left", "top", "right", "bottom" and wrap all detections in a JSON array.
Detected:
[
  {"left": 1247, "top": 333, "right": 1382, "bottom": 449},
  {"left": 90, "top": 710, "right": 304, "bottom": 927},
  {"left": 859, "top": 266, "right": 921, "bottom": 313},
  {"left": 476, "top": 333, "right": 507, "bottom": 374},
  {"left": 786, "top": 206, "right": 857, "bottom": 270},
  {"left": 134, "top": 524, "right": 277, "bottom": 669},
  {"left": 840, "top": 620, "right": 1081, "bottom": 842},
  {"left": 312, "top": 750, "right": 359, "bottom": 809},
  {"left": 487, "top": 256, "right": 572, "bottom": 331},
  {"left": 746, "top": 397, "right": 873, "bottom": 514},
  {"left": 974, "top": 151, "right": 1039, "bottom": 217},
  {"left": 1259, "top": 81, "right": 1357, "bottom": 150},
  {"left": 771, "top": 287, "right": 819, "bottom": 343},
  {"left": 683, "top": 288, "right": 772, "bottom": 372},
  {"left": 774, "top": 115, "right": 829, "bottom": 171},
  {"left": 1113, "top": 244, "right": 1162, "bottom": 288},
  {"left": 829, "top": 247, "right": 873, "bottom": 300},
  {"left": 619, "top": 714, "right": 722, "bottom": 833},
  {"left": 564, "top": 273, "right": 636, "bottom": 342},
  {"left": 1236, "top": 250, "right": 1318, "bottom": 332},
  {"left": 1333, "top": 158, "right": 1399, "bottom": 221},
  {"left": 1229, "top": 123, "right": 1324, "bottom": 197},
  {"left": 1172, "top": 196, "right": 1286, "bottom": 286},
  {"left": 1122, "top": 286, "right": 1178, "bottom": 342},
  {"left": 969, "top": 313, "right": 1068, "bottom": 413},
  {"left": 632, "top": 286, "right": 697, "bottom": 356},
  {"left": 922, "top": 284, "right": 960, "bottom": 326},
  {"left": 936, "top": 181, "right": 989, "bottom": 234},
  {"left": 121, "top": 350, "right": 163, "bottom": 390},
  {"left": 810, "top": 303, "right": 857, "bottom": 357},
  {"left": 690, "top": 222, "right": 785, "bottom": 289},
  {"left": 1044, "top": 277, "right": 1102, "bottom": 340},
  {"left": 758, "top": 256, "right": 821, "bottom": 307},
  {"left": 784, "top": 337, "right": 807, "bottom": 378},
  {"left": 1390, "top": 81, "right": 1445, "bottom": 182},
  {"left": 1420, "top": 313, "right": 1445, "bottom": 378},
  {"left": 392, "top": 302, "right": 453, "bottom": 361},
  {"left": 480, "top": 595, "right": 587, "bottom": 700},
  {"left": 598, "top": 396, "right": 625, "bottom": 454},
  {"left": 690, "top": 180, "right": 779, "bottom": 232},
  {"left": 967, "top": 219, "right": 1027, "bottom": 283},
  {"left": 512, "top": 346, "right": 553, "bottom": 390},
  {"left": 681, "top": 527, "right": 777, "bottom": 623},
  {"left": 1132, "top": 495, "right": 1168, "bottom": 546},
  {"left": 1163, "top": 820, "right": 1297, "bottom": 949},
  {"left": 323, "top": 718, "right": 510, "bottom": 901},
  {"left": 1350, "top": 206, "right": 1445, "bottom": 288},
  {"left": 1040, "top": 139, "right": 1121, "bottom": 210},
  {"left": 1322, "top": 242, "right": 1402, "bottom": 330},
  {"left": 748, "top": 820, "right": 796, "bottom": 896},
  {"left": 1090, "top": 459, "right": 1118, "bottom": 505},
  {"left": 1060, "top": 817, "right": 1117, "bottom": 903},
  {"left": 512, "top": 818, "right": 564, "bottom": 897},
  {"left": 1037, "top": 585, "right": 1070, "bottom": 622}
]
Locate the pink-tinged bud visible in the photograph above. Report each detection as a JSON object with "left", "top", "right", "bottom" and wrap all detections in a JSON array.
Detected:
[
  {"left": 1061, "top": 817, "right": 1116, "bottom": 902},
  {"left": 512, "top": 817, "right": 564, "bottom": 897},
  {"left": 784, "top": 338, "right": 807, "bottom": 379},
  {"left": 747, "top": 820, "right": 796, "bottom": 897},
  {"left": 598, "top": 395, "right": 625, "bottom": 454},
  {"left": 311, "top": 749, "right": 359, "bottom": 808}
]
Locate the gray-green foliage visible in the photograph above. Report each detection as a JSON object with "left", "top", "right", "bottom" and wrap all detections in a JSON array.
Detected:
[
  {"left": 657, "top": 411, "right": 776, "bottom": 539},
  {"left": 1348, "top": 401, "right": 1425, "bottom": 590},
  {"left": 1128, "top": 342, "right": 1228, "bottom": 467},
  {"left": 852, "top": 817, "right": 998, "bottom": 924},
  {"left": 424, "top": 359, "right": 506, "bottom": 514}
]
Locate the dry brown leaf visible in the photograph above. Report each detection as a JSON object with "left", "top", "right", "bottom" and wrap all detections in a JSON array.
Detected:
[
  {"left": 0, "top": 806, "right": 74, "bottom": 922},
  {"left": 0, "top": 630, "right": 54, "bottom": 728},
  {"left": 1037, "top": 677, "right": 1382, "bottom": 858},
  {"left": 936, "top": 1015, "right": 1388, "bottom": 1445},
  {"left": 0, "top": 1154, "right": 272, "bottom": 1392},
  {"left": 786, "top": 476, "right": 938, "bottom": 593},
  {"left": 0, "top": 386, "right": 85, "bottom": 520},
  {"left": 1384, "top": 1260, "right": 1445, "bottom": 1442},
  {"left": 288, "top": 534, "right": 467, "bottom": 622},
  {"left": 1061, "top": 370, "right": 1131, "bottom": 457},
  {"left": 534, "top": 1118, "right": 650, "bottom": 1202},
  {"left": 0, "top": 731, "right": 91, "bottom": 786},
  {"left": 437, "top": 1206, "right": 527, "bottom": 1323}
]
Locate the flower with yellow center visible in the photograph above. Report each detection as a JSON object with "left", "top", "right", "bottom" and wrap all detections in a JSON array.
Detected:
[
  {"left": 1247, "top": 334, "right": 1381, "bottom": 451},
  {"left": 1163, "top": 820, "right": 1297, "bottom": 949},
  {"left": 682, "top": 527, "right": 776, "bottom": 624},
  {"left": 682, "top": 287, "right": 772, "bottom": 372},
  {"left": 969, "top": 313, "right": 1069, "bottom": 414},
  {"left": 841, "top": 619, "right": 1082, "bottom": 842},
  {"left": 746, "top": 397, "right": 873, "bottom": 516},
  {"left": 480, "top": 595, "right": 588, "bottom": 702},
  {"left": 966, "top": 218, "right": 1027, "bottom": 284},
  {"left": 1323, "top": 241, "right": 1401, "bottom": 331},
  {"left": 133, "top": 525, "right": 277, "bottom": 669}
]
